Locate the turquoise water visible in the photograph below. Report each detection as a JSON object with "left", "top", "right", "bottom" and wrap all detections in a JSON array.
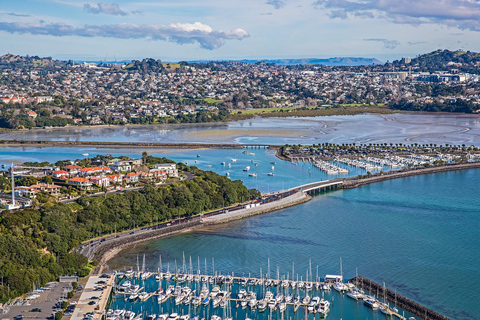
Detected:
[
  {"left": 109, "top": 169, "right": 480, "bottom": 320},
  {"left": 0, "top": 146, "right": 391, "bottom": 193},
  {"left": 109, "top": 277, "right": 417, "bottom": 320}
]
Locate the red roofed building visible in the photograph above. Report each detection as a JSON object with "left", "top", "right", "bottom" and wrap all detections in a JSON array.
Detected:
[
  {"left": 52, "top": 170, "right": 69, "bottom": 179},
  {"left": 68, "top": 177, "right": 92, "bottom": 189},
  {"left": 124, "top": 172, "right": 140, "bottom": 183}
]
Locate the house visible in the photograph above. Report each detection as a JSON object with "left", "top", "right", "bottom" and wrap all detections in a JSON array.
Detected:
[
  {"left": 89, "top": 176, "right": 110, "bottom": 187},
  {"left": 68, "top": 177, "right": 92, "bottom": 189},
  {"left": 152, "top": 163, "right": 178, "bottom": 177},
  {"left": 124, "top": 172, "right": 140, "bottom": 183},
  {"left": 16, "top": 183, "right": 61, "bottom": 197},
  {"left": 80, "top": 166, "right": 112, "bottom": 176},
  {"left": 27, "top": 111, "right": 38, "bottom": 118},
  {"left": 63, "top": 165, "right": 82, "bottom": 176},
  {"left": 107, "top": 174, "right": 123, "bottom": 184},
  {"left": 52, "top": 170, "right": 69, "bottom": 179},
  {"left": 151, "top": 169, "right": 167, "bottom": 180},
  {"left": 109, "top": 161, "right": 132, "bottom": 172}
]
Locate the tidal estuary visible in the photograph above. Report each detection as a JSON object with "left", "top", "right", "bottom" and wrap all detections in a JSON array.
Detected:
[{"left": 1, "top": 113, "right": 479, "bottom": 319}]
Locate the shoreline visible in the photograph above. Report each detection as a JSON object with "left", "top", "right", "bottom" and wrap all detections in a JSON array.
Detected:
[
  {"left": 87, "top": 161, "right": 480, "bottom": 273},
  {"left": 90, "top": 191, "right": 311, "bottom": 274},
  {"left": 0, "top": 140, "right": 249, "bottom": 149}
]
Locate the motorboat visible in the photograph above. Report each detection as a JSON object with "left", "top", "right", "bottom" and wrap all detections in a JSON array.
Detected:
[
  {"left": 317, "top": 299, "right": 330, "bottom": 317},
  {"left": 363, "top": 298, "right": 379, "bottom": 309}
]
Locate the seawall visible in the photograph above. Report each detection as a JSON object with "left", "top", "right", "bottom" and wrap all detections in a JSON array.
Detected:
[
  {"left": 86, "top": 192, "right": 310, "bottom": 274},
  {"left": 350, "top": 276, "right": 450, "bottom": 320},
  {"left": 343, "top": 162, "right": 480, "bottom": 188}
]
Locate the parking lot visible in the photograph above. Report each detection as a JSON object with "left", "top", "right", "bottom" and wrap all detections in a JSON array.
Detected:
[
  {"left": 71, "top": 275, "right": 113, "bottom": 320},
  {"left": 1, "top": 282, "right": 72, "bottom": 320}
]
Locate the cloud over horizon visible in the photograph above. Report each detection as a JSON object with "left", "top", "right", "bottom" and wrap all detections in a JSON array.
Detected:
[
  {"left": 364, "top": 38, "right": 400, "bottom": 49},
  {"left": 0, "top": 21, "right": 249, "bottom": 50},
  {"left": 84, "top": 3, "right": 128, "bottom": 16},
  {"left": 314, "top": 0, "right": 480, "bottom": 31}
]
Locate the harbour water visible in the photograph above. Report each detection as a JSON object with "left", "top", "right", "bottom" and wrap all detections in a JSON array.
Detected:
[
  {"left": 1, "top": 113, "right": 479, "bottom": 319},
  {"left": 0, "top": 146, "right": 395, "bottom": 193},
  {"left": 108, "top": 169, "right": 480, "bottom": 320},
  {"left": 2, "top": 113, "right": 480, "bottom": 145},
  {"left": 108, "top": 273, "right": 417, "bottom": 320}
]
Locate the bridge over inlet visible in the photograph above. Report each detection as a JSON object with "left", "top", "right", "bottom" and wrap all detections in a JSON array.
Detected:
[{"left": 294, "top": 178, "right": 345, "bottom": 194}]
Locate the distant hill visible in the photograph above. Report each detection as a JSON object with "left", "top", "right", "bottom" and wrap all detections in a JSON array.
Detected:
[
  {"left": 190, "top": 57, "right": 382, "bottom": 66},
  {"left": 0, "top": 53, "right": 65, "bottom": 69},
  {"left": 392, "top": 49, "right": 480, "bottom": 73}
]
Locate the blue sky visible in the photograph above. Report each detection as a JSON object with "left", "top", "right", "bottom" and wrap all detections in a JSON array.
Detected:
[{"left": 0, "top": 0, "right": 479, "bottom": 62}]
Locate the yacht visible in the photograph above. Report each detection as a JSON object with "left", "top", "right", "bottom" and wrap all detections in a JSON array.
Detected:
[
  {"left": 284, "top": 294, "right": 292, "bottom": 303},
  {"left": 192, "top": 296, "right": 201, "bottom": 307},
  {"left": 317, "top": 299, "right": 330, "bottom": 317},
  {"left": 267, "top": 172, "right": 274, "bottom": 176},
  {"left": 243, "top": 166, "right": 250, "bottom": 171},
  {"left": 158, "top": 315, "right": 168, "bottom": 320},
  {"left": 346, "top": 289, "right": 364, "bottom": 300},
  {"left": 248, "top": 298, "right": 257, "bottom": 309},
  {"left": 82, "top": 153, "right": 89, "bottom": 156},
  {"left": 147, "top": 315, "right": 157, "bottom": 320},
  {"left": 231, "top": 158, "right": 237, "bottom": 162},
  {"left": 138, "top": 292, "right": 149, "bottom": 301},
  {"left": 221, "top": 162, "right": 225, "bottom": 165},
  {"left": 168, "top": 313, "right": 180, "bottom": 320},
  {"left": 179, "top": 315, "right": 190, "bottom": 320},
  {"left": 278, "top": 302, "right": 286, "bottom": 312},
  {"left": 128, "top": 293, "right": 138, "bottom": 301},
  {"left": 240, "top": 298, "right": 248, "bottom": 309},
  {"left": 125, "top": 311, "right": 136, "bottom": 320},
  {"left": 238, "top": 289, "right": 247, "bottom": 299},
  {"left": 308, "top": 297, "right": 320, "bottom": 313},
  {"left": 305, "top": 282, "right": 313, "bottom": 291},
  {"left": 248, "top": 172, "right": 257, "bottom": 177},
  {"left": 202, "top": 296, "right": 210, "bottom": 305},
  {"left": 268, "top": 299, "right": 277, "bottom": 311},
  {"left": 257, "top": 299, "right": 268, "bottom": 312},
  {"left": 240, "top": 277, "right": 248, "bottom": 286},
  {"left": 379, "top": 304, "right": 394, "bottom": 316},
  {"left": 363, "top": 298, "right": 379, "bottom": 309},
  {"left": 249, "top": 153, "right": 255, "bottom": 156},
  {"left": 302, "top": 295, "right": 311, "bottom": 305},
  {"left": 333, "top": 281, "right": 349, "bottom": 293}
]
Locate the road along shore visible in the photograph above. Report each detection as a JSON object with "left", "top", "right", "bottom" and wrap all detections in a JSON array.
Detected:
[{"left": 88, "top": 191, "right": 310, "bottom": 275}]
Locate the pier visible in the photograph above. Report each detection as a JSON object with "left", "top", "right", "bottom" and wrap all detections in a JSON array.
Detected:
[
  {"left": 104, "top": 271, "right": 450, "bottom": 320},
  {"left": 350, "top": 276, "right": 450, "bottom": 320}
]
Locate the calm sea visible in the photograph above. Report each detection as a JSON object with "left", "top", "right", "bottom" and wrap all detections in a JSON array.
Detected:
[{"left": 109, "top": 169, "right": 480, "bottom": 320}]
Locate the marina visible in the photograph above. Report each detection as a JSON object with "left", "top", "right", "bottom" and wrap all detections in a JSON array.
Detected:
[{"left": 107, "top": 268, "right": 419, "bottom": 320}]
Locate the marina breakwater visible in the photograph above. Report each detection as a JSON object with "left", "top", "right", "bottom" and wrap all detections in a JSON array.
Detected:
[
  {"left": 350, "top": 276, "right": 450, "bottom": 320},
  {"left": 341, "top": 161, "right": 480, "bottom": 189}
]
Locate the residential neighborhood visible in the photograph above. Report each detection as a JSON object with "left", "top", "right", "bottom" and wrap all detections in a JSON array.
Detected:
[
  {"left": 1, "top": 50, "right": 480, "bottom": 129},
  {"left": 0, "top": 156, "right": 179, "bottom": 209}
]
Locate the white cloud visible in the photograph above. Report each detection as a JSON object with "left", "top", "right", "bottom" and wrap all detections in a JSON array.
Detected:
[
  {"left": 84, "top": 3, "right": 128, "bottom": 16},
  {"left": 364, "top": 38, "right": 400, "bottom": 49},
  {"left": 314, "top": 0, "right": 480, "bottom": 31},
  {"left": 0, "top": 21, "right": 250, "bottom": 50}
]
